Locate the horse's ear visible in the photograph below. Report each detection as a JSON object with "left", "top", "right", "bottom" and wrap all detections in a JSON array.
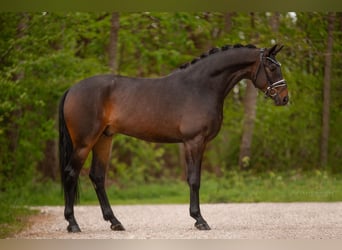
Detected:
[
  {"left": 274, "top": 45, "right": 284, "bottom": 55},
  {"left": 268, "top": 44, "right": 283, "bottom": 56}
]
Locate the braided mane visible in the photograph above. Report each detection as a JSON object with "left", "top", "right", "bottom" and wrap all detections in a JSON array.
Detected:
[{"left": 179, "top": 44, "right": 257, "bottom": 69}]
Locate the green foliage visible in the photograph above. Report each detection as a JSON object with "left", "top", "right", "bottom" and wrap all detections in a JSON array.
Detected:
[
  {"left": 110, "top": 135, "right": 167, "bottom": 184},
  {"left": 117, "top": 12, "right": 218, "bottom": 76},
  {"left": 0, "top": 12, "right": 341, "bottom": 201},
  {"left": 0, "top": 12, "right": 107, "bottom": 191}
]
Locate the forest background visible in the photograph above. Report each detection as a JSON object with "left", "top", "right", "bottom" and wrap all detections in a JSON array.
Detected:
[{"left": 0, "top": 12, "right": 341, "bottom": 236}]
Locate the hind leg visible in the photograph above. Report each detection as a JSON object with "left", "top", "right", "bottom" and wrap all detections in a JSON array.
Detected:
[
  {"left": 64, "top": 147, "right": 90, "bottom": 233},
  {"left": 89, "top": 134, "right": 125, "bottom": 231}
]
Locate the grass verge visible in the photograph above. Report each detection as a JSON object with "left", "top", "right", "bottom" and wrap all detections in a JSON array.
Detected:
[{"left": 0, "top": 203, "right": 38, "bottom": 238}]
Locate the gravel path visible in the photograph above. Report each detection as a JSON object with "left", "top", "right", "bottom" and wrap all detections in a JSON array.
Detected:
[{"left": 13, "top": 203, "right": 342, "bottom": 239}]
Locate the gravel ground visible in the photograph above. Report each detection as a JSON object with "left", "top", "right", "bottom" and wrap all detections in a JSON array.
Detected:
[{"left": 12, "top": 203, "right": 342, "bottom": 239}]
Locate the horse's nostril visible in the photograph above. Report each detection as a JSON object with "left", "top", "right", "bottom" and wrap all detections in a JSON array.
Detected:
[{"left": 283, "top": 96, "right": 289, "bottom": 104}]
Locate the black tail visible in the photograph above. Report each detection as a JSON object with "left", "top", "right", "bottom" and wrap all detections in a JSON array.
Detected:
[{"left": 59, "top": 90, "right": 79, "bottom": 202}]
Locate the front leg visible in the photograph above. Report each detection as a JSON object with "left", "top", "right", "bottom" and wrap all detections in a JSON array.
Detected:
[{"left": 184, "top": 137, "right": 211, "bottom": 230}]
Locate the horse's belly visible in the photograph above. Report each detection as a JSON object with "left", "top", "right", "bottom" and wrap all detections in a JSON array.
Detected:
[{"left": 112, "top": 118, "right": 183, "bottom": 143}]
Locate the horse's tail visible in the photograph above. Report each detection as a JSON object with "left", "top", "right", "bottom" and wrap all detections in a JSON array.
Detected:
[{"left": 59, "top": 90, "right": 79, "bottom": 202}]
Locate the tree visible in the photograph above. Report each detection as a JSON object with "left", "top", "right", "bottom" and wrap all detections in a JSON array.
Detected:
[
  {"left": 1, "top": 12, "right": 342, "bottom": 189},
  {"left": 224, "top": 12, "right": 234, "bottom": 33},
  {"left": 269, "top": 12, "right": 280, "bottom": 33},
  {"left": 238, "top": 12, "right": 258, "bottom": 169},
  {"left": 320, "top": 12, "right": 335, "bottom": 167},
  {"left": 108, "top": 12, "right": 119, "bottom": 73},
  {"left": 5, "top": 13, "right": 29, "bottom": 155}
]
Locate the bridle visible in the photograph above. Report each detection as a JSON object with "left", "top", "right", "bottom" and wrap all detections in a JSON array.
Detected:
[{"left": 254, "top": 49, "right": 287, "bottom": 98}]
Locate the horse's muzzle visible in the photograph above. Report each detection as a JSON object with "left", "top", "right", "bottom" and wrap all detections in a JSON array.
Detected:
[{"left": 274, "top": 94, "right": 289, "bottom": 106}]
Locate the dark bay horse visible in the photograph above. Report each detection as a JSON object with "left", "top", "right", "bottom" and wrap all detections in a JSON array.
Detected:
[{"left": 59, "top": 44, "right": 288, "bottom": 232}]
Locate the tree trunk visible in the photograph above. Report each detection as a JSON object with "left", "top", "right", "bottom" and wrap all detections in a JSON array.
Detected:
[
  {"left": 320, "top": 12, "right": 335, "bottom": 167},
  {"left": 108, "top": 12, "right": 120, "bottom": 73},
  {"left": 270, "top": 12, "right": 280, "bottom": 32},
  {"left": 37, "top": 139, "right": 58, "bottom": 180},
  {"left": 37, "top": 15, "right": 65, "bottom": 180},
  {"left": 6, "top": 13, "right": 29, "bottom": 154},
  {"left": 238, "top": 12, "right": 258, "bottom": 170},
  {"left": 224, "top": 12, "right": 234, "bottom": 33},
  {"left": 239, "top": 81, "right": 258, "bottom": 169}
]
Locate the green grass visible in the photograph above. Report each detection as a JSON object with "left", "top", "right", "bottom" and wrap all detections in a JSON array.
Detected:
[
  {"left": 1, "top": 169, "right": 342, "bottom": 238},
  {"left": 201, "top": 170, "right": 342, "bottom": 203},
  {"left": 6, "top": 169, "right": 342, "bottom": 206},
  {"left": 0, "top": 203, "right": 38, "bottom": 238}
]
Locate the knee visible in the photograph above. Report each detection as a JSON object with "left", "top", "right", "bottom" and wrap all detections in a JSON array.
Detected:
[
  {"left": 187, "top": 176, "right": 200, "bottom": 189},
  {"left": 64, "top": 165, "right": 78, "bottom": 185}
]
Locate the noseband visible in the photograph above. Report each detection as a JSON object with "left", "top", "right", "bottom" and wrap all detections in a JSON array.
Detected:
[{"left": 254, "top": 49, "right": 287, "bottom": 98}]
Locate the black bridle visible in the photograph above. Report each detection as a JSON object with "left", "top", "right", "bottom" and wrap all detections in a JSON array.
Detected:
[{"left": 254, "top": 49, "right": 287, "bottom": 98}]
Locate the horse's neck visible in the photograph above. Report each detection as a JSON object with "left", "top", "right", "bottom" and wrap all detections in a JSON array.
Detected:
[
  {"left": 196, "top": 49, "right": 259, "bottom": 96},
  {"left": 221, "top": 65, "right": 256, "bottom": 98}
]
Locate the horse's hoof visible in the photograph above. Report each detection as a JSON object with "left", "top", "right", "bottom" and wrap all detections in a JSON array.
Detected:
[
  {"left": 67, "top": 224, "right": 81, "bottom": 233},
  {"left": 195, "top": 222, "right": 211, "bottom": 230},
  {"left": 111, "top": 223, "right": 125, "bottom": 231}
]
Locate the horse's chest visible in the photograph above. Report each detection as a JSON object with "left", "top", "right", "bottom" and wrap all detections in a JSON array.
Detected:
[{"left": 179, "top": 105, "right": 223, "bottom": 140}]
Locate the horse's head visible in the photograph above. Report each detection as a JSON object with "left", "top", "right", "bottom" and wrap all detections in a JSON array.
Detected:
[{"left": 253, "top": 44, "right": 289, "bottom": 106}]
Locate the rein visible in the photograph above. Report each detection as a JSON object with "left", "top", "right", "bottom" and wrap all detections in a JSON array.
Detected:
[{"left": 254, "top": 49, "right": 287, "bottom": 98}]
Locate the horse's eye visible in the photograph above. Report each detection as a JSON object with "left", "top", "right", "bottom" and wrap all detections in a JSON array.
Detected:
[{"left": 269, "top": 64, "right": 277, "bottom": 71}]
